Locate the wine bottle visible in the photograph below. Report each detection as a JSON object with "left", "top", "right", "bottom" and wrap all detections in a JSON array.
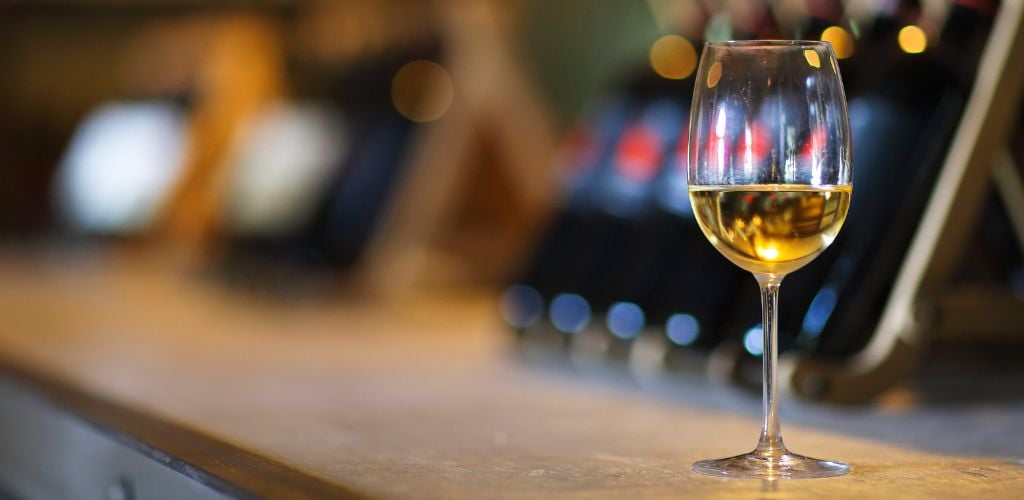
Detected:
[{"left": 502, "top": 97, "right": 633, "bottom": 346}]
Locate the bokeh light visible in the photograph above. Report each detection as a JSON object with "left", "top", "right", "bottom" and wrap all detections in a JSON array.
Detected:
[
  {"left": 649, "top": 35, "right": 697, "bottom": 80},
  {"left": 666, "top": 313, "right": 700, "bottom": 346},
  {"left": 898, "top": 25, "right": 927, "bottom": 54},
  {"left": 549, "top": 293, "right": 591, "bottom": 334},
  {"left": 391, "top": 59, "right": 454, "bottom": 123},
  {"left": 57, "top": 102, "right": 186, "bottom": 233},
  {"left": 707, "top": 61, "right": 722, "bottom": 88},
  {"left": 820, "top": 26, "right": 854, "bottom": 59},
  {"left": 743, "top": 325, "right": 764, "bottom": 356},
  {"left": 802, "top": 286, "right": 838, "bottom": 337},
  {"left": 607, "top": 301, "right": 646, "bottom": 339},
  {"left": 803, "top": 49, "right": 821, "bottom": 69},
  {"left": 499, "top": 285, "right": 544, "bottom": 328}
]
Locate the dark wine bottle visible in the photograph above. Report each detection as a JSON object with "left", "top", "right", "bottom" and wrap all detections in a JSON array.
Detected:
[
  {"left": 215, "top": 42, "right": 444, "bottom": 297},
  {"left": 566, "top": 95, "right": 688, "bottom": 357},
  {"left": 501, "top": 97, "right": 634, "bottom": 347},
  {"left": 717, "top": 1, "right": 994, "bottom": 391},
  {"left": 797, "top": 1, "right": 993, "bottom": 361}
]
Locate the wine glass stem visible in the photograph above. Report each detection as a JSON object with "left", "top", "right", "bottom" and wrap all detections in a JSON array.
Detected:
[{"left": 755, "top": 276, "right": 785, "bottom": 456}]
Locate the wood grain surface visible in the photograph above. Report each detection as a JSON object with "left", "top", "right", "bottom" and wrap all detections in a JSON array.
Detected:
[{"left": 0, "top": 250, "right": 1021, "bottom": 498}]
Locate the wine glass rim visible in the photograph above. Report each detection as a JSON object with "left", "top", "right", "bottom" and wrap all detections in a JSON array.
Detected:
[{"left": 706, "top": 40, "right": 830, "bottom": 48}]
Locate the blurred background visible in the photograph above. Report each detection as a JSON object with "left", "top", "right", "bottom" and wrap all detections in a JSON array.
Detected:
[{"left": 0, "top": 0, "right": 1022, "bottom": 404}]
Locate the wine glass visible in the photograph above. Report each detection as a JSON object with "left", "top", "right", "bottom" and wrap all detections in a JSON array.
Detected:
[{"left": 688, "top": 41, "right": 852, "bottom": 479}]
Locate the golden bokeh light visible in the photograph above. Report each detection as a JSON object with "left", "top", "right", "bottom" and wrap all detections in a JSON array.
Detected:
[
  {"left": 756, "top": 245, "right": 780, "bottom": 261},
  {"left": 391, "top": 60, "right": 454, "bottom": 123},
  {"left": 898, "top": 25, "right": 927, "bottom": 54},
  {"left": 707, "top": 61, "right": 722, "bottom": 88},
  {"left": 820, "top": 26, "right": 854, "bottom": 59},
  {"left": 649, "top": 35, "right": 698, "bottom": 80},
  {"left": 803, "top": 49, "right": 820, "bottom": 69}
]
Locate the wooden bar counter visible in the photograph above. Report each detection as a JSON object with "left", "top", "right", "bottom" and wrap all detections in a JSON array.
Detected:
[{"left": 0, "top": 250, "right": 1021, "bottom": 498}]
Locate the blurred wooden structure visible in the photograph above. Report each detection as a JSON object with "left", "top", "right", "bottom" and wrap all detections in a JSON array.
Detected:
[
  {"left": 141, "top": 0, "right": 559, "bottom": 293},
  {"left": 357, "top": 0, "right": 559, "bottom": 294},
  {"left": 155, "top": 15, "right": 287, "bottom": 253}
]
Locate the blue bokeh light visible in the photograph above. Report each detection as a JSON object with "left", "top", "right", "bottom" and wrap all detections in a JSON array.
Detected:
[
  {"left": 743, "top": 325, "right": 764, "bottom": 356},
  {"left": 499, "top": 285, "right": 544, "bottom": 328},
  {"left": 666, "top": 313, "right": 700, "bottom": 346},
  {"left": 607, "top": 302, "right": 646, "bottom": 339},
  {"left": 801, "top": 286, "right": 838, "bottom": 337},
  {"left": 549, "top": 293, "right": 591, "bottom": 334}
]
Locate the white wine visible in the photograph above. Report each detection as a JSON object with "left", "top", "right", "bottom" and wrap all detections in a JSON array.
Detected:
[{"left": 689, "top": 184, "right": 851, "bottom": 276}]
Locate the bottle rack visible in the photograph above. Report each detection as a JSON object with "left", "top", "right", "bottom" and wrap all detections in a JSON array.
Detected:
[
  {"left": 334, "top": 0, "right": 561, "bottom": 296},
  {"left": 787, "top": 0, "right": 1024, "bottom": 403}
]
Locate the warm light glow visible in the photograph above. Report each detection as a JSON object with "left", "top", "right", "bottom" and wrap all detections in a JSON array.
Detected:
[
  {"left": 707, "top": 61, "right": 722, "bottom": 88},
  {"left": 898, "top": 25, "right": 927, "bottom": 54},
  {"left": 649, "top": 35, "right": 698, "bottom": 80},
  {"left": 391, "top": 60, "right": 454, "bottom": 122},
  {"left": 820, "top": 26, "right": 854, "bottom": 59},
  {"left": 756, "top": 245, "right": 780, "bottom": 261},
  {"left": 803, "top": 49, "right": 821, "bottom": 68},
  {"left": 714, "top": 104, "right": 727, "bottom": 168}
]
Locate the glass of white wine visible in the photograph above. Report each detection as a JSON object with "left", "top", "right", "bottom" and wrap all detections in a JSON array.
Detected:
[{"left": 688, "top": 41, "right": 852, "bottom": 479}]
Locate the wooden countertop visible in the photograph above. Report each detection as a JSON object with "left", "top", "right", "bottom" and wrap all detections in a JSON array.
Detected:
[{"left": 0, "top": 250, "right": 1021, "bottom": 498}]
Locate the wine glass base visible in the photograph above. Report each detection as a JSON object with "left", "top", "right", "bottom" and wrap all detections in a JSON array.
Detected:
[{"left": 693, "top": 450, "right": 850, "bottom": 479}]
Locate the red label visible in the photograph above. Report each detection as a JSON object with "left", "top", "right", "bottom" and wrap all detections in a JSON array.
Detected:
[{"left": 615, "top": 124, "right": 662, "bottom": 182}]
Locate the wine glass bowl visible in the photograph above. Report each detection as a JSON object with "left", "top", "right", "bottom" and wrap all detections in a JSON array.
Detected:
[
  {"left": 688, "top": 184, "right": 851, "bottom": 277},
  {"left": 688, "top": 41, "right": 852, "bottom": 479}
]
